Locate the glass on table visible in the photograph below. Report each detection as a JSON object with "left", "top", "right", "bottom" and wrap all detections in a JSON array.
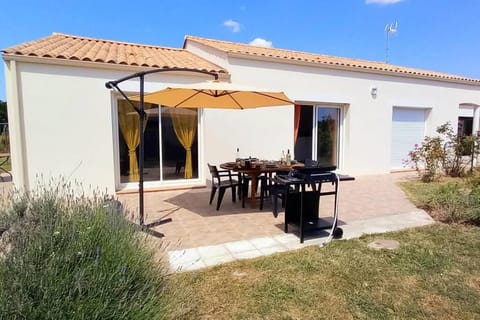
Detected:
[{"left": 260, "top": 159, "right": 266, "bottom": 169}]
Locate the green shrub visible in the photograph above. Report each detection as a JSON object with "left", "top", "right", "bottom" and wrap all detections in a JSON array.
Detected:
[
  {"left": 466, "top": 186, "right": 480, "bottom": 225},
  {"left": 406, "top": 136, "right": 444, "bottom": 182},
  {"left": 423, "top": 182, "right": 469, "bottom": 223},
  {"left": 405, "top": 122, "right": 480, "bottom": 181},
  {"left": 0, "top": 132, "right": 9, "bottom": 153},
  {"left": 438, "top": 123, "right": 479, "bottom": 177},
  {"left": 405, "top": 179, "right": 480, "bottom": 226},
  {"left": 0, "top": 183, "right": 170, "bottom": 320}
]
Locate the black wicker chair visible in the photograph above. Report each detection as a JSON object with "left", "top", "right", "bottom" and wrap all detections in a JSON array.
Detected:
[{"left": 208, "top": 163, "right": 239, "bottom": 210}]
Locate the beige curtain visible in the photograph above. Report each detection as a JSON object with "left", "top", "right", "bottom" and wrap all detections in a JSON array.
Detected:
[
  {"left": 170, "top": 108, "right": 197, "bottom": 179},
  {"left": 118, "top": 100, "right": 151, "bottom": 182}
]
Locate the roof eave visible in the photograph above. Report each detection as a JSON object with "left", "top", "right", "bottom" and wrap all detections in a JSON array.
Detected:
[
  {"left": 2, "top": 54, "right": 230, "bottom": 79},
  {"left": 226, "top": 52, "right": 480, "bottom": 87}
]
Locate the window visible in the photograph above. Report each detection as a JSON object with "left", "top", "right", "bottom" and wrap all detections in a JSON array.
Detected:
[{"left": 458, "top": 116, "right": 473, "bottom": 137}]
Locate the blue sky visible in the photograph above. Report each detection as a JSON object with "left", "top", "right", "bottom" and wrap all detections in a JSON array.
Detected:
[{"left": 1, "top": 0, "right": 479, "bottom": 101}]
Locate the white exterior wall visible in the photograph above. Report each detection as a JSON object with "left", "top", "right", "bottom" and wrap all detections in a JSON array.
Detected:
[
  {"left": 186, "top": 42, "right": 480, "bottom": 175},
  {"left": 228, "top": 59, "right": 480, "bottom": 175},
  {"left": 203, "top": 106, "right": 293, "bottom": 166},
  {"left": 7, "top": 62, "right": 119, "bottom": 193},
  {"left": 5, "top": 45, "right": 480, "bottom": 193},
  {"left": 4, "top": 60, "right": 216, "bottom": 193}
]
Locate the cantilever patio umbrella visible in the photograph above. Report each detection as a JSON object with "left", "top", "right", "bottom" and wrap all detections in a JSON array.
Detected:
[
  {"left": 106, "top": 68, "right": 293, "bottom": 237},
  {"left": 131, "top": 80, "right": 293, "bottom": 109}
]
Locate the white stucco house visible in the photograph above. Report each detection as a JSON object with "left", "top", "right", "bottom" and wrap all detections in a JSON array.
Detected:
[{"left": 3, "top": 33, "right": 480, "bottom": 194}]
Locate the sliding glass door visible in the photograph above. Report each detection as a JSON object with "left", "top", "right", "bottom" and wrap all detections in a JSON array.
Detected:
[
  {"left": 117, "top": 99, "right": 199, "bottom": 187},
  {"left": 160, "top": 107, "right": 199, "bottom": 181},
  {"left": 314, "top": 107, "right": 340, "bottom": 167},
  {"left": 294, "top": 105, "right": 341, "bottom": 168}
]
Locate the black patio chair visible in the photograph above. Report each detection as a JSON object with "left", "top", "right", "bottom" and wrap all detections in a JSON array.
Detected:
[
  {"left": 259, "top": 173, "right": 289, "bottom": 215},
  {"left": 208, "top": 163, "right": 239, "bottom": 210}
]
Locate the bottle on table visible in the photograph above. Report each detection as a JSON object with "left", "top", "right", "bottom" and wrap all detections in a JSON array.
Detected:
[
  {"left": 286, "top": 149, "right": 291, "bottom": 166},
  {"left": 280, "top": 150, "right": 285, "bottom": 164},
  {"left": 235, "top": 148, "right": 240, "bottom": 166}
]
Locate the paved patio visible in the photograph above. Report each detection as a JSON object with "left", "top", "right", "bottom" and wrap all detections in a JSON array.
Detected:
[
  {"left": 0, "top": 171, "right": 434, "bottom": 272},
  {"left": 117, "top": 172, "right": 435, "bottom": 271}
]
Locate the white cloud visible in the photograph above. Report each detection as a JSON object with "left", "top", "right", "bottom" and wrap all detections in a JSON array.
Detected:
[
  {"left": 224, "top": 19, "right": 241, "bottom": 32},
  {"left": 249, "top": 38, "right": 273, "bottom": 48},
  {"left": 365, "top": 0, "right": 403, "bottom": 4}
]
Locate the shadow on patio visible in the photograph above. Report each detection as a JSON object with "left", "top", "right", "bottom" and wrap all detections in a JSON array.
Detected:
[{"left": 117, "top": 172, "right": 422, "bottom": 251}]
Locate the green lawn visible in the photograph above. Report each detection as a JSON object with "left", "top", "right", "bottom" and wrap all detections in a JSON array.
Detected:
[
  {"left": 166, "top": 224, "right": 480, "bottom": 319},
  {"left": 0, "top": 157, "right": 10, "bottom": 172}
]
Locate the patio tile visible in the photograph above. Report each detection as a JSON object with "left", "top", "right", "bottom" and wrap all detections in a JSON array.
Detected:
[
  {"left": 259, "top": 245, "right": 289, "bottom": 255},
  {"left": 283, "top": 241, "right": 306, "bottom": 250},
  {"left": 179, "top": 259, "right": 207, "bottom": 272},
  {"left": 250, "top": 237, "right": 281, "bottom": 249},
  {"left": 231, "top": 249, "right": 264, "bottom": 260},
  {"left": 203, "top": 254, "right": 236, "bottom": 267},
  {"left": 197, "top": 245, "right": 230, "bottom": 259},
  {"left": 168, "top": 248, "right": 200, "bottom": 265},
  {"left": 272, "top": 233, "right": 299, "bottom": 244},
  {"left": 225, "top": 240, "right": 257, "bottom": 254}
]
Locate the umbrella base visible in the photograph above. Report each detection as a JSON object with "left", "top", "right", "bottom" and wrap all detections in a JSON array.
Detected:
[{"left": 137, "top": 218, "right": 173, "bottom": 238}]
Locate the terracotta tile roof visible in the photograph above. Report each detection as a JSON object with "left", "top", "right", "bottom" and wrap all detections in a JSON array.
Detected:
[
  {"left": 2, "top": 33, "right": 226, "bottom": 73},
  {"left": 185, "top": 36, "right": 480, "bottom": 84}
]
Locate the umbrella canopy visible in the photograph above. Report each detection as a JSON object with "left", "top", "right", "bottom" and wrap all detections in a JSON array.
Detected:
[{"left": 129, "top": 80, "right": 293, "bottom": 109}]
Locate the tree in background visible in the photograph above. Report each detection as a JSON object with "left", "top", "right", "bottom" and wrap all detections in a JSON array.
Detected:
[
  {"left": 0, "top": 100, "right": 8, "bottom": 153},
  {"left": 0, "top": 100, "right": 7, "bottom": 123}
]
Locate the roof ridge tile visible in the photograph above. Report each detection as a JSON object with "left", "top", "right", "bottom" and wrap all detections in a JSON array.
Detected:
[{"left": 52, "top": 32, "right": 185, "bottom": 52}]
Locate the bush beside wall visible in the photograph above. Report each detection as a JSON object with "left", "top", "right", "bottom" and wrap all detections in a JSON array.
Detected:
[{"left": 0, "top": 185, "right": 170, "bottom": 320}]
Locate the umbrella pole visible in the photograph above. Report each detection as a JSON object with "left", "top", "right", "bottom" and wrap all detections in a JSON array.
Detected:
[{"left": 139, "top": 75, "right": 145, "bottom": 226}]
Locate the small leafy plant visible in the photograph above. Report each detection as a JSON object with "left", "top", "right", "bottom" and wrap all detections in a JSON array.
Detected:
[
  {"left": 405, "top": 122, "right": 480, "bottom": 181},
  {"left": 406, "top": 136, "right": 444, "bottom": 182}
]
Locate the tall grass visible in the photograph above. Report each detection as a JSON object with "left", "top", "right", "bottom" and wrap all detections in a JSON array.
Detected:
[
  {"left": 0, "top": 132, "right": 9, "bottom": 153},
  {"left": 401, "top": 177, "right": 480, "bottom": 225},
  {"left": 0, "top": 182, "right": 171, "bottom": 320}
]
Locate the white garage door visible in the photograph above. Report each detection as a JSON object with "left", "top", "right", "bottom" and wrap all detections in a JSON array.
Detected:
[{"left": 391, "top": 108, "right": 426, "bottom": 169}]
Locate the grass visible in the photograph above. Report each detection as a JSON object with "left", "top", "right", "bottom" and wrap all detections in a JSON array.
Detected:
[
  {"left": 400, "top": 176, "right": 480, "bottom": 225},
  {"left": 166, "top": 224, "right": 480, "bottom": 319},
  {"left": 0, "top": 157, "right": 10, "bottom": 172},
  {"left": 400, "top": 177, "right": 458, "bottom": 208},
  {"left": 0, "top": 131, "right": 10, "bottom": 172}
]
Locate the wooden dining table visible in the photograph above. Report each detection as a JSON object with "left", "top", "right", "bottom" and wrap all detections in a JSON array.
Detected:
[{"left": 220, "top": 161, "right": 302, "bottom": 207}]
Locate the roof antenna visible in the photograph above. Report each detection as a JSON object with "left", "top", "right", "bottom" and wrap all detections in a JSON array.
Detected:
[{"left": 385, "top": 21, "right": 398, "bottom": 63}]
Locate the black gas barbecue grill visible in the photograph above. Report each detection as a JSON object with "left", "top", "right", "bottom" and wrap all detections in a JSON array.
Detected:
[{"left": 273, "top": 166, "right": 354, "bottom": 244}]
